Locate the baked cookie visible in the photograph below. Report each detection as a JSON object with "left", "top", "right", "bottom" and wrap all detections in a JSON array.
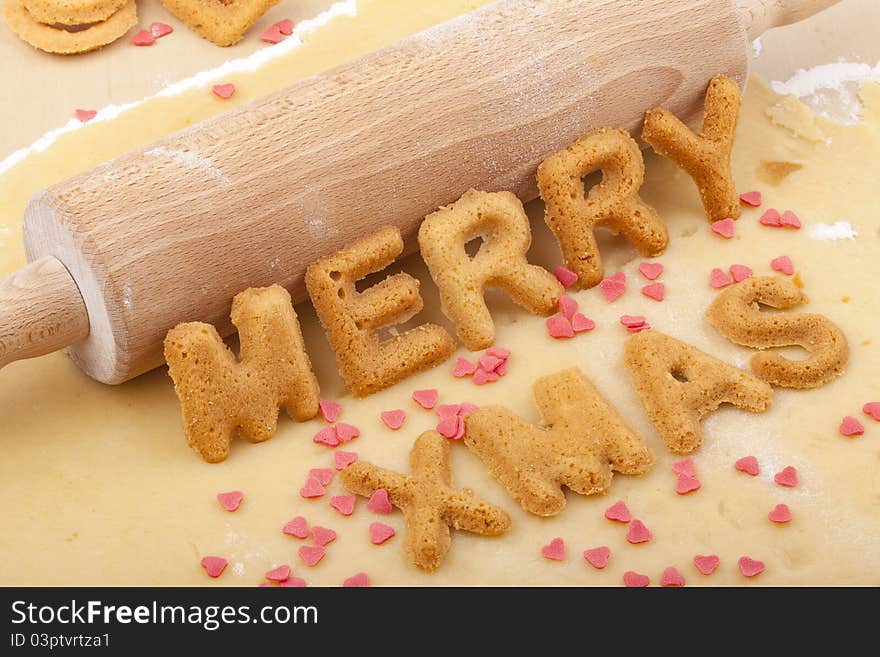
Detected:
[
  {"left": 159, "top": 0, "right": 280, "bottom": 46},
  {"left": 22, "top": 0, "right": 127, "bottom": 25}
]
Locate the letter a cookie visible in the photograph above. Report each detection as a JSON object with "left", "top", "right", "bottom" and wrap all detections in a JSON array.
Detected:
[
  {"left": 623, "top": 330, "right": 773, "bottom": 453},
  {"left": 164, "top": 285, "right": 320, "bottom": 463},
  {"left": 419, "top": 189, "right": 563, "bottom": 350},
  {"left": 464, "top": 368, "right": 653, "bottom": 516},
  {"left": 341, "top": 430, "right": 511, "bottom": 571}
]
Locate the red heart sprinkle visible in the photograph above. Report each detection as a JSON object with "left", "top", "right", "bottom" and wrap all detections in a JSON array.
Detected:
[
  {"left": 759, "top": 208, "right": 782, "bottom": 226},
  {"left": 554, "top": 266, "right": 579, "bottom": 288},
  {"left": 774, "top": 466, "right": 798, "bottom": 487},
  {"left": 472, "top": 367, "right": 500, "bottom": 385},
  {"left": 558, "top": 295, "right": 578, "bottom": 319},
  {"left": 547, "top": 314, "right": 574, "bottom": 339},
  {"left": 279, "top": 577, "right": 307, "bottom": 587},
  {"left": 330, "top": 494, "right": 356, "bottom": 516},
  {"left": 200, "top": 556, "right": 227, "bottom": 578},
  {"left": 675, "top": 474, "right": 701, "bottom": 495},
  {"left": 275, "top": 18, "right": 294, "bottom": 35},
  {"left": 627, "top": 519, "right": 652, "bottom": 544},
  {"left": 641, "top": 282, "right": 665, "bottom": 301},
  {"left": 735, "top": 455, "right": 759, "bottom": 476},
  {"left": 571, "top": 313, "right": 596, "bottom": 332},
  {"left": 599, "top": 272, "right": 626, "bottom": 302},
  {"left": 738, "top": 556, "right": 765, "bottom": 577},
  {"left": 344, "top": 572, "right": 370, "bottom": 587},
  {"left": 711, "top": 218, "right": 735, "bottom": 239},
  {"left": 604, "top": 500, "right": 631, "bottom": 523},
  {"left": 453, "top": 357, "right": 478, "bottom": 377},
  {"left": 864, "top": 402, "right": 880, "bottom": 421},
  {"left": 620, "top": 315, "right": 647, "bottom": 328},
  {"left": 299, "top": 476, "right": 326, "bottom": 499},
  {"left": 367, "top": 489, "right": 393, "bottom": 514},
  {"left": 369, "top": 522, "right": 395, "bottom": 545},
  {"left": 693, "top": 554, "right": 720, "bottom": 575},
  {"left": 260, "top": 25, "right": 286, "bottom": 44},
  {"left": 212, "top": 83, "right": 236, "bottom": 99},
  {"left": 150, "top": 21, "right": 173, "bottom": 38},
  {"left": 623, "top": 571, "right": 650, "bottom": 587},
  {"left": 311, "top": 526, "right": 337, "bottom": 547},
  {"left": 319, "top": 399, "right": 342, "bottom": 423},
  {"left": 672, "top": 458, "right": 696, "bottom": 478},
  {"left": 583, "top": 546, "right": 611, "bottom": 569},
  {"left": 74, "top": 109, "right": 97, "bottom": 122},
  {"left": 380, "top": 409, "right": 406, "bottom": 430},
  {"left": 334, "top": 450, "right": 358, "bottom": 470},
  {"left": 436, "top": 415, "right": 464, "bottom": 439},
  {"left": 412, "top": 389, "right": 438, "bottom": 409},
  {"left": 131, "top": 29, "right": 156, "bottom": 46},
  {"left": 839, "top": 416, "right": 865, "bottom": 437},
  {"left": 768, "top": 503, "right": 792, "bottom": 523},
  {"left": 216, "top": 490, "right": 243, "bottom": 512},
  {"left": 638, "top": 262, "right": 664, "bottom": 280},
  {"left": 660, "top": 566, "right": 686, "bottom": 587},
  {"left": 729, "top": 264, "right": 752, "bottom": 283},
  {"left": 313, "top": 426, "right": 339, "bottom": 447},
  {"left": 710, "top": 267, "right": 734, "bottom": 288},
  {"left": 335, "top": 422, "right": 360, "bottom": 443},
  {"left": 540, "top": 538, "right": 565, "bottom": 561},
  {"left": 739, "top": 191, "right": 762, "bottom": 207},
  {"left": 283, "top": 516, "right": 309, "bottom": 539},
  {"left": 264, "top": 564, "right": 290, "bottom": 582},
  {"left": 771, "top": 255, "right": 794, "bottom": 275},
  {"left": 298, "top": 545, "right": 326, "bottom": 567},
  {"left": 487, "top": 347, "right": 511, "bottom": 360},
  {"left": 309, "top": 468, "right": 333, "bottom": 486},
  {"left": 780, "top": 210, "right": 801, "bottom": 228}
]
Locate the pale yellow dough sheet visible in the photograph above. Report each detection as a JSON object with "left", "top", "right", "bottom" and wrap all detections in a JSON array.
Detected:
[{"left": 0, "top": 0, "right": 878, "bottom": 586}]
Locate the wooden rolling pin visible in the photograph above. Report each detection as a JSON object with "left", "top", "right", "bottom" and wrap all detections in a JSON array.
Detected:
[{"left": 0, "top": 0, "right": 836, "bottom": 384}]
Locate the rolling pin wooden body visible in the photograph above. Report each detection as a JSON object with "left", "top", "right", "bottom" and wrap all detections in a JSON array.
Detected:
[{"left": 1, "top": 0, "right": 836, "bottom": 383}]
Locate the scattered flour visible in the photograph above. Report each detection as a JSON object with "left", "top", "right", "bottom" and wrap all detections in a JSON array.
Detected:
[
  {"left": 771, "top": 60, "right": 880, "bottom": 124},
  {"left": 808, "top": 221, "right": 858, "bottom": 241},
  {"left": 752, "top": 37, "right": 762, "bottom": 58}
]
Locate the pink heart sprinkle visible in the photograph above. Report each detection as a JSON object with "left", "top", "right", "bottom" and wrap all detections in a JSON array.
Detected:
[
  {"left": 299, "top": 545, "right": 326, "bottom": 567},
  {"left": 641, "top": 282, "right": 665, "bottom": 301},
  {"left": 334, "top": 450, "right": 358, "bottom": 470},
  {"left": 319, "top": 399, "right": 342, "bottom": 423},
  {"left": 863, "top": 402, "right": 880, "bottom": 421},
  {"left": 200, "top": 556, "right": 227, "bottom": 578},
  {"left": 780, "top": 210, "right": 801, "bottom": 228},
  {"left": 540, "top": 537, "right": 565, "bottom": 561},
  {"left": 335, "top": 422, "right": 360, "bottom": 443},
  {"left": 264, "top": 564, "right": 290, "bottom": 582},
  {"left": 367, "top": 489, "right": 393, "bottom": 514},
  {"left": 313, "top": 426, "right": 339, "bottom": 447},
  {"left": 279, "top": 577, "right": 307, "bottom": 587},
  {"left": 74, "top": 109, "right": 97, "bottom": 122},
  {"left": 768, "top": 503, "right": 792, "bottom": 524},
  {"left": 436, "top": 403, "right": 462, "bottom": 419},
  {"left": 275, "top": 18, "right": 294, "bottom": 35},
  {"left": 554, "top": 266, "right": 579, "bottom": 288},
  {"left": 739, "top": 191, "right": 762, "bottom": 207},
  {"left": 459, "top": 402, "right": 479, "bottom": 415},
  {"left": 260, "top": 24, "right": 286, "bottom": 44},
  {"left": 547, "top": 315, "right": 574, "bottom": 339},
  {"left": 343, "top": 572, "right": 371, "bottom": 587},
  {"left": 558, "top": 295, "right": 578, "bottom": 319},
  {"left": 771, "top": 255, "right": 794, "bottom": 275},
  {"left": 583, "top": 546, "right": 611, "bottom": 569},
  {"left": 412, "top": 389, "right": 438, "bottom": 409},
  {"left": 436, "top": 415, "right": 464, "bottom": 439},
  {"left": 309, "top": 468, "right": 334, "bottom": 486},
  {"left": 604, "top": 500, "right": 631, "bottom": 523},
  {"left": 380, "top": 409, "right": 406, "bottom": 430},
  {"left": 735, "top": 455, "right": 759, "bottom": 476},
  {"left": 478, "top": 355, "right": 503, "bottom": 372},
  {"left": 599, "top": 272, "right": 627, "bottom": 302},
  {"left": 729, "top": 264, "right": 752, "bottom": 283},
  {"left": 774, "top": 466, "right": 798, "bottom": 488},
  {"left": 738, "top": 556, "right": 765, "bottom": 577},
  {"left": 299, "top": 476, "right": 326, "bottom": 499},
  {"left": 150, "top": 21, "right": 173, "bottom": 38},
  {"left": 623, "top": 571, "right": 650, "bottom": 587},
  {"left": 283, "top": 516, "right": 309, "bottom": 539},
  {"left": 839, "top": 416, "right": 865, "bottom": 437},
  {"left": 216, "top": 490, "right": 243, "bottom": 512},
  {"left": 672, "top": 458, "right": 696, "bottom": 478},
  {"left": 693, "top": 554, "right": 720, "bottom": 575},
  {"left": 571, "top": 313, "right": 595, "bottom": 333},
  {"left": 675, "top": 474, "right": 702, "bottom": 495},
  {"left": 627, "top": 323, "right": 651, "bottom": 333},
  {"left": 627, "top": 519, "right": 652, "bottom": 544},
  {"left": 472, "top": 368, "right": 500, "bottom": 385},
  {"left": 660, "top": 566, "right": 686, "bottom": 587},
  {"left": 710, "top": 268, "right": 734, "bottom": 288},
  {"left": 311, "top": 526, "right": 337, "bottom": 547},
  {"left": 453, "top": 357, "right": 478, "bottom": 377},
  {"left": 760, "top": 208, "right": 782, "bottom": 227},
  {"left": 369, "top": 522, "right": 396, "bottom": 545},
  {"left": 638, "top": 262, "right": 664, "bottom": 280},
  {"left": 212, "top": 83, "right": 236, "bottom": 100},
  {"left": 131, "top": 29, "right": 156, "bottom": 46},
  {"left": 487, "top": 347, "right": 511, "bottom": 360},
  {"left": 711, "top": 217, "right": 736, "bottom": 239},
  {"left": 620, "top": 315, "right": 647, "bottom": 328},
  {"left": 330, "top": 494, "right": 356, "bottom": 516}
]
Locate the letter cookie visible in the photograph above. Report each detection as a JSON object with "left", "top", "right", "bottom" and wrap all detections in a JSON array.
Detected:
[
  {"left": 305, "top": 226, "right": 456, "bottom": 397},
  {"left": 537, "top": 128, "right": 667, "bottom": 289},
  {"left": 159, "top": 0, "right": 280, "bottom": 46},
  {"left": 341, "top": 430, "right": 511, "bottom": 571},
  {"left": 642, "top": 74, "right": 741, "bottom": 222},
  {"left": 419, "top": 189, "right": 563, "bottom": 350},
  {"left": 164, "top": 285, "right": 320, "bottom": 463},
  {"left": 623, "top": 331, "right": 772, "bottom": 453},
  {"left": 464, "top": 368, "right": 653, "bottom": 517},
  {"left": 706, "top": 276, "right": 848, "bottom": 388}
]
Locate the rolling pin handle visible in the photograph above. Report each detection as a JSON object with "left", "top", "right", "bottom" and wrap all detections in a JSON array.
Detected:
[
  {"left": 735, "top": 0, "right": 841, "bottom": 40},
  {"left": 0, "top": 256, "right": 90, "bottom": 368}
]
